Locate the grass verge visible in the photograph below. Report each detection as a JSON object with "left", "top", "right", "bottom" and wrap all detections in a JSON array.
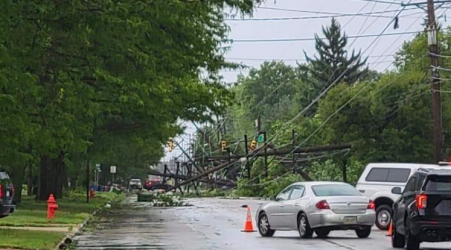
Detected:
[
  {"left": 0, "top": 191, "right": 124, "bottom": 249},
  {"left": 0, "top": 192, "right": 122, "bottom": 227},
  {"left": 0, "top": 229, "right": 65, "bottom": 250}
]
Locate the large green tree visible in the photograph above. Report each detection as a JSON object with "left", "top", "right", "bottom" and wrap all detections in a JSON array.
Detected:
[
  {"left": 0, "top": 0, "right": 261, "bottom": 199},
  {"left": 301, "top": 18, "right": 369, "bottom": 114}
]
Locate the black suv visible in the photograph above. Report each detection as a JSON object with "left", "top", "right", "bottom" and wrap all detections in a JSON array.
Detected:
[
  {"left": 0, "top": 169, "right": 15, "bottom": 218},
  {"left": 391, "top": 168, "right": 451, "bottom": 250}
]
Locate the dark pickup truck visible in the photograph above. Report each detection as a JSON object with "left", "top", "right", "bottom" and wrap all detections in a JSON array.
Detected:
[
  {"left": 392, "top": 168, "right": 451, "bottom": 250},
  {"left": 0, "top": 169, "right": 15, "bottom": 218}
]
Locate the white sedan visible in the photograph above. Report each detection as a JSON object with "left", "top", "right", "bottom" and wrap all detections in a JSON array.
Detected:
[{"left": 255, "top": 181, "right": 376, "bottom": 238}]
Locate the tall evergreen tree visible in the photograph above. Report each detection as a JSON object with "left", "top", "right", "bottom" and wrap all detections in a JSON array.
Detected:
[{"left": 302, "top": 18, "right": 368, "bottom": 96}]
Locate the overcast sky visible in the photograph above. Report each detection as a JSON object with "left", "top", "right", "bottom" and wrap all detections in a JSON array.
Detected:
[{"left": 162, "top": 0, "right": 451, "bottom": 162}]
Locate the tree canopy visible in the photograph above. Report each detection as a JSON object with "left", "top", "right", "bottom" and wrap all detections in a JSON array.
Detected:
[{"left": 0, "top": 0, "right": 262, "bottom": 199}]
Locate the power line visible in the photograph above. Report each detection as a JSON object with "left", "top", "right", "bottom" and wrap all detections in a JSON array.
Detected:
[
  {"left": 226, "top": 54, "right": 395, "bottom": 61},
  {"left": 226, "top": 10, "right": 421, "bottom": 21},
  {"left": 232, "top": 30, "right": 420, "bottom": 43},
  {"left": 350, "top": 0, "right": 404, "bottom": 4},
  {"left": 256, "top": 6, "right": 411, "bottom": 15}
]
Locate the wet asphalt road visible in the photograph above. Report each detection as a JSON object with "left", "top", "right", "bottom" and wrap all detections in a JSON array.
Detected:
[{"left": 74, "top": 196, "right": 451, "bottom": 250}]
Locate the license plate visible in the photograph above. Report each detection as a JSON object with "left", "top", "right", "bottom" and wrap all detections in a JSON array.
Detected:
[
  {"left": 344, "top": 216, "right": 357, "bottom": 224},
  {"left": 6, "top": 191, "right": 10, "bottom": 197}
]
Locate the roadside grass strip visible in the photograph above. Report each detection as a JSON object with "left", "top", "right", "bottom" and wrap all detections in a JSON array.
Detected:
[{"left": 0, "top": 229, "right": 65, "bottom": 250}]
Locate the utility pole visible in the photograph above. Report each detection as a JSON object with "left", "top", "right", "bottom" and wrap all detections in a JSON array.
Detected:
[
  {"left": 403, "top": 0, "right": 446, "bottom": 163},
  {"left": 255, "top": 115, "right": 262, "bottom": 132},
  {"left": 244, "top": 135, "right": 250, "bottom": 179},
  {"left": 427, "top": 0, "right": 443, "bottom": 163}
]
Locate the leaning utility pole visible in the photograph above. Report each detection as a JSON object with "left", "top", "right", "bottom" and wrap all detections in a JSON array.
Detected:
[{"left": 427, "top": 0, "right": 443, "bottom": 163}]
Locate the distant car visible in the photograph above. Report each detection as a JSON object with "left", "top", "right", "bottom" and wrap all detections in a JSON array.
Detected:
[
  {"left": 128, "top": 179, "right": 142, "bottom": 190},
  {"left": 0, "top": 169, "right": 15, "bottom": 218},
  {"left": 144, "top": 178, "right": 161, "bottom": 190},
  {"left": 255, "top": 181, "right": 375, "bottom": 239},
  {"left": 392, "top": 168, "right": 451, "bottom": 250},
  {"left": 356, "top": 163, "right": 440, "bottom": 230}
]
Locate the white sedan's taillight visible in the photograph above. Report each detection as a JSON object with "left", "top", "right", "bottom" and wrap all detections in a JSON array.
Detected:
[{"left": 316, "top": 200, "right": 330, "bottom": 209}]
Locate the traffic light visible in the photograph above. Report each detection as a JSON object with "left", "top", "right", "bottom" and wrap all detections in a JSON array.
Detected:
[
  {"left": 221, "top": 140, "right": 227, "bottom": 151},
  {"left": 168, "top": 140, "right": 175, "bottom": 152},
  {"left": 249, "top": 139, "right": 257, "bottom": 150}
]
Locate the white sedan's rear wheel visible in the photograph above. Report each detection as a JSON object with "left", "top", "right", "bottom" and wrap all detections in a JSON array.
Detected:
[
  {"left": 258, "top": 213, "right": 275, "bottom": 237},
  {"left": 298, "top": 214, "right": 314, "bottom": 239}
]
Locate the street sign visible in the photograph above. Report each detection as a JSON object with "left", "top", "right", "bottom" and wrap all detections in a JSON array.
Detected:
[
  {"left": 257, "top": 134, "right": 264, "bottom": 143},
  {"left": 110, "top": 166, "right": 116, "bottom": 174}
]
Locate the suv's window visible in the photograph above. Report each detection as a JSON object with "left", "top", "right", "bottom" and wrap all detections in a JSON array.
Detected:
[
  {"left": 289, "top": 186, "right": 305, "bottom": 200},
  {"left": 404, "top": 176, "right": 417, "bottom": 193},
  {"left": 416, "top": 174, "right": 426, "bottom": 191},
  {"left": 424, "top": 176, "right": 451, "bottom": 192},
  {"left": 0, "top": 172, "right": 9, "bottom": 180},
  {"left": 365, "top": 168, "right": 411, "bottom": 183},
  {"left": 277, "top": 186, "right": 293, "bottom": 201}
]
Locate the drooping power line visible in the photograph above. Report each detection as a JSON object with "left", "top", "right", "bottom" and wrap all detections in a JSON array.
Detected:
[{"left": 232, "top": 30, "right": 419, "bottom": 43}]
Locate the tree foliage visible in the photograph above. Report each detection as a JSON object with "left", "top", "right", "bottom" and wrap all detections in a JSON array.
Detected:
[{"left": 0, "top": 0, "right": 262, "bottom": 199}]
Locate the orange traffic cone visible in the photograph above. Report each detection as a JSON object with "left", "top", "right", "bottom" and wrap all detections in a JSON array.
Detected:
[
  {"left": 386, "top": 222, "right": 393, "bottom": 236},
  {"left": 241, "top": 206, "right": 257, "bottom": 232}
]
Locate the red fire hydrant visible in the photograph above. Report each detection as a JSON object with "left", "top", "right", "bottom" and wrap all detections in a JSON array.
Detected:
[
  {"left": 90, "top": 188, "right": 95, "bottom": 198},
  {"left": 47, "top": 194, "right": 58, "bottom": 220}
]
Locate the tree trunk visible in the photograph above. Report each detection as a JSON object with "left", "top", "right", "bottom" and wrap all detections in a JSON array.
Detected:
[
  {"left": 70, "top": 176, "right": 77, "bottom": 191},
  {"left": 62, "top": 163, "right": 68, "bottom": 191},
  {"left": 9, "top": 164, "right": 26, "bottom": 204},
  {"left": 38, "top": 152, "right": 65, "bottom": 200},
  {"left": 26, "top": 165, "right": 33, "bottom": 196}
]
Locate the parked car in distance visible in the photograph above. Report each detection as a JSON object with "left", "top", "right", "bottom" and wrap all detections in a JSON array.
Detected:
[
  {"left": 392, "top": 168, "right": 451, "bottom": 250},
  {"left": 0, "top": 169, "right": 15, "bottom": 218},
  {"left": 145, "top": 181, "right": 173, "bottom": 191},
  {"left": 144, "top": 176, "right": 163, "bottom": 190},
  {"left": 256, "top": 181, "right": 375, "bottom": 239},
  {"left": 356, "top": 163, "right": 440, "bottom": 230},
  {"left": 128, "top": 179, "right": 142, "bottom": 191}
]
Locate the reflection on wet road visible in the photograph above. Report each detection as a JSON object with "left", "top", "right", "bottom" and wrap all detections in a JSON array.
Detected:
[{"left": 74, "top": 197, "right": 451, "bottom": 250}]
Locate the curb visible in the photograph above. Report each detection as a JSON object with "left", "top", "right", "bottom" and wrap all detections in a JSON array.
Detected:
[{"left": 54, "top": 210, "right": 99, "bottom": 250}]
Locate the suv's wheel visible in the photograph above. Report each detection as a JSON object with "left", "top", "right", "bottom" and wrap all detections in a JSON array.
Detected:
[
  {"left": 258, "top": 213, "right": 275, "bottom": 237},
  {"left": 315, "top": 228, "right": 330, "bottom": 238},
  {"left": 392, "top": 223, "right": 405, "bottom": 248},
  {"left": 298, "top": 213, "right": 313, "bottom": 239},
  {"left": 376, "top": 205, "right": 392, "bottom": 230},
  {"left": 355, "top": 226, "right": 371, "bottom": 238},
  {"left": 405, "top": 221, "right": 420, "bottom": 250}
]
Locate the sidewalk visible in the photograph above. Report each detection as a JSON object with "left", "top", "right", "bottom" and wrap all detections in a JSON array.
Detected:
[{"left": 0, "top": 225, "right": 79, "bottom": 233}]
